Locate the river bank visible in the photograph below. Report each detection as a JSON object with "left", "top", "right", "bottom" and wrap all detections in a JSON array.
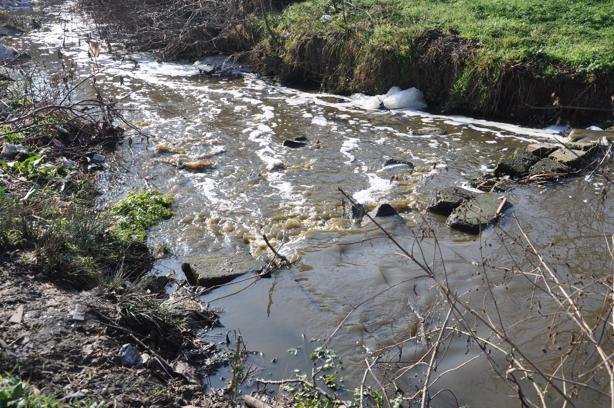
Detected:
[
  {"left": 77, "top": 0, "right": 613, "bottom": 127},
  {"left": 0, "top": 11, "right": 235, "bottom": 406}
]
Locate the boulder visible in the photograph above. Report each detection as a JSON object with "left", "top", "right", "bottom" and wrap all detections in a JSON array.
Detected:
[
  {"left": 374, "top": 203, "right": 398, "bottom": 217},
  {"left": 384, "top": 158, "right": 414, "bottom": 169},
  {"left": 564, "top": 129, "right": 613, "bottom": 151},
  {"left": 185, "top": 251, "right": 264, "bottom": 287},
  {"left": 428, "top": 187, "right": 476, "bottom": 216},
  {"left": 548, "top": 146, "right": 601, "bottom": 169},
  {"left": 526, "top": 143, "right": 559, "bottom": 158},
  {"left": 446, "top": 193, "right": 511, "bottom": 234},
  {"left": 528, "top": 158, "right": 571, "bottom": 176},
  {"left": 493, "top": 150, "right": 541, "bottom": 178}
]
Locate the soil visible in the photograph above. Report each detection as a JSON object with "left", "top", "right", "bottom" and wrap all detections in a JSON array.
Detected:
[{"left": 0, "top": 259, "right": 233, "bottom": 407}]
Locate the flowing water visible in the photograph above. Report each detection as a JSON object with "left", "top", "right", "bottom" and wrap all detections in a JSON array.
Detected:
[{"left": 9, "top": 2, "right": 613, "bottom": 406}]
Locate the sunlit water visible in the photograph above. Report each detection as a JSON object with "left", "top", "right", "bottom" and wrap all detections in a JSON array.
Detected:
[{"left": 10, "top": 2, "right": 612, "bottom": 406}]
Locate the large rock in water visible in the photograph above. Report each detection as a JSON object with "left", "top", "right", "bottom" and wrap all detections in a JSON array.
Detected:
[
  {"left": 565, "top": 129, "right": 613, "bottom": 151},
  {"left": 428, "top": 187, "right": 476, "bottom": 216},
  {"left": 548, "top": 146, "right": 602, "bottom": 169},
  {"left": 184, "top": 251, "right": 264, "bottom": 287},
  {"left": 528, "top": 158, "right": 571, "bottom": 176},
  {"left": 494, "top": 150, "right": 541, "bottom": 178},
  {"left": 447, "top": 193, "right": 511, "bottom": 234}
]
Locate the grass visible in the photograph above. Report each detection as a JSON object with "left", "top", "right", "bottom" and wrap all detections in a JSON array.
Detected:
[{"left": 268, "top": 0, "right": 614, "bottom": 73}]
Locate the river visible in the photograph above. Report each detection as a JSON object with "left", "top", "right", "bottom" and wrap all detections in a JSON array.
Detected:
[{"left": 8, "top": 1, "right": 612, "bottom": 406}]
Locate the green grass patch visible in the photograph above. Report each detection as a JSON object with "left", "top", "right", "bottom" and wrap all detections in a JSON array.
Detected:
[
  {"left": 110, "top": 190, "right": 174, "bottom": 243},
  {"left": 269, "top": 0, "right": 613, "bottom": 73}
]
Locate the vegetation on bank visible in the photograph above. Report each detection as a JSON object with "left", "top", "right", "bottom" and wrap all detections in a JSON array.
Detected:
[
  {"left": 255, "top": 0, "right": 613, "bottom": 124},
  {"left": 0, "top": 46, "right": 219, "bottom": 404}
]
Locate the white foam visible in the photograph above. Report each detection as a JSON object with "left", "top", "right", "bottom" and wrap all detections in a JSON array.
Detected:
[
  {"left": 340, "top": 137, "right": 360, "bottom": 164},
  {"left": 353, "top": 173, "right": 393, "bottom": 204},
  {"left": 311, "top": 116, "right": 328, "bottom": 126}
]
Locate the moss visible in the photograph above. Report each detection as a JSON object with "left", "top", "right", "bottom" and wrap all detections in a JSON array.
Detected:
[{"left": 110, "top": 190, "right": 174, "bottom": 243}]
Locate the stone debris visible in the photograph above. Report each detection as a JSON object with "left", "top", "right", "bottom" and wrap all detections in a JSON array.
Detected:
[{"left": 427, "top": 187, "right": 476, "bottom": 216}]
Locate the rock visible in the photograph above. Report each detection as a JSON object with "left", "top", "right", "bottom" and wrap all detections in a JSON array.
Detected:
[
  {"left": 446, "top": 193, "right": 511, "bottom": 234},
  {"left": 155, "top": 143, "right": 185, "bottom": 154},
  {"left": 548, "top": 146, "right": 601, "bottom": 169},
  {"left": 185, "top": 251, "right": 264, "bottom": 287},
  {"left": 414, "top": 127, "right": 447, "bottom": 136},
  {"left": 8, "top": 305, "right": 24, "bottom": 324},
  {"left": 117, "top": 344, "right": 142, "bottom": 368},
  {"left": 528, "top": 158, "right": 571, "bottom": 176},
  {"left": 374, "top": 203, "right": 398, "bottom": 217},
  {"left": 564, "top": 129, "right": 613, "bottom": 151},
  {"left": 526, "top": 143, "right": 559, "bottom": 158},
  {"left": 384, "top": 159, "right": 414, "bottom": 169},
  {"left": 283, "top": 139, "right": 308, "bottom": 148},
  {"left": 1, "top": 143, "right": 27, "bottom": 159},
  {"left": 428, "top": 187, "right": 476, "bottom": 216},
  {"left": 0, "top": 42, "right": 17, "bottom": 61},
  {"left": 179, "top": 160, "right": 215, "bottom": 171},
  {"left": 494, "top": 150, "right": 541, "bottom": 178}
]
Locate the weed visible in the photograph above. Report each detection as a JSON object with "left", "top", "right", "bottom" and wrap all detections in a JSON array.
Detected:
[{"left": 110, "top": 190, "right": 174, "bottom": 243}]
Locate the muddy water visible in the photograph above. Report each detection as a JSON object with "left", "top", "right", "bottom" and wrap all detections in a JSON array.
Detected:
[{"left": 13, "top": 2, "right": 613, "bottom": 406}]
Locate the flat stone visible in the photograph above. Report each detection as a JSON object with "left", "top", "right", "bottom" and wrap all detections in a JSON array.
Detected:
[
  {"left": 428, "top": 187, "right": 476, "bottom": 216},
  {"left": 528, "top": 158, "right": 571, "bottom": 176},
  {"left": 564, "top": 129, "right": 613, "bottom": 151},
  {"left": 186, "top": 251, "right": 264, "bottom": 287},
  {"left": 526, "top": 143, "right": 559, "bottom": 158},
  {"left": 548, "top": 146, "right": 601, "bottom": 169},
  {"left": 494, "top": 150, "right": 541, "bottom": 178},
  {"left": 374, "top": 203, "right": 398, "bottom": 217},
  {"left": 447, "top": 193, "right": 511, "bottom": 234}
]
